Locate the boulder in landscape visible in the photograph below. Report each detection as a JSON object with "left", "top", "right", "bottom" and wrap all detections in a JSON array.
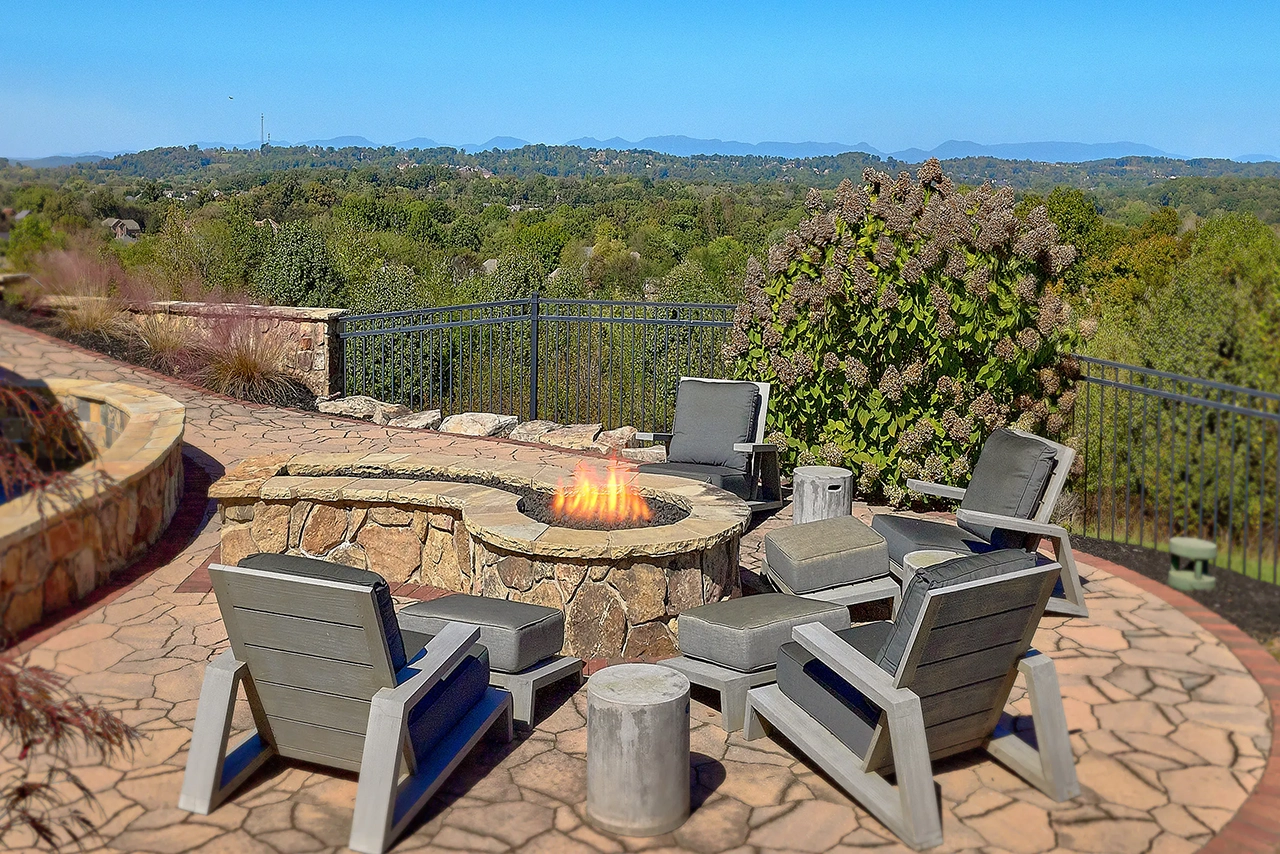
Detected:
[
  {"left": 595, "top": 425, "right": 638, "bottom": 453},
  {"left": 389, "top": 409, "right": 443, "bottom": 430},
  {"left": 318, "top": 395, "right": 411, "bottom": 425},
  {"left": 509, "top": 420, "right": 561, "bottom": 442},
  {"left": 438, "top": 412, "right": 519, "bottom": 437},
  {"left": 539, "top": 423, "right": 603, "bottom": 450}
]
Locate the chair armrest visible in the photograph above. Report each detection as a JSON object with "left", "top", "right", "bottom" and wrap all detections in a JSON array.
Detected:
[
  {"left": 954, "top": 509, "right": 1067, "bottom": 539},
  {"left": 906, "top": 479, "right": 967, "bottom": 501},
  {"left": 635, "top": 432, "right": 673, "bottom": 445},
  {"left": 733, "top": 443, "right": 778, "bottom": 453},
  {"left": 377, "top": 622, "right": 481, "bottom": 713},
  {"left": 791, "top": 623, "right": 916, "bottom": 709}
]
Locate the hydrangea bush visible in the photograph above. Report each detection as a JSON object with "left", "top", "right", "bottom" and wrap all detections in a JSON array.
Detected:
[{"left": 725, "top": 160, "right": 1087, "bottom": 504}]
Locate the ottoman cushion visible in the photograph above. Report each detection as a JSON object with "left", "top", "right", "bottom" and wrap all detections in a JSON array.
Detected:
[
  {"left": 765, "top": 516, "right": 889, "bottom": 594},
  {"left": 398, "top": 594, "right": 564, "bottom": 674},
  {"left": 678, "top": 593, "right": 850, "bottom": 673}
]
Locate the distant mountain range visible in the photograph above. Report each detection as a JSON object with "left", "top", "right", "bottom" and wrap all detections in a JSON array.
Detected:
[{"left": 8, "top": 135, "right": 1280, "bottom": 167}]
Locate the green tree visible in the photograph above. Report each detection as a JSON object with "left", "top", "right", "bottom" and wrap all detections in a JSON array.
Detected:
[
  {"left": 5, "top": 215, "right": 57, "bottom": 269},
  {"left": 253, "top": 221, "right": 343, "bottom": 307}
]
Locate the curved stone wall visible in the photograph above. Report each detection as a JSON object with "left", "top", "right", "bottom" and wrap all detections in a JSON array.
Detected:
[
  {"left": 0, "top": 379, "right": 185, "bottom": 634},
  {"left": 210, "top": 452, "right": 751, "bottom": 659}
]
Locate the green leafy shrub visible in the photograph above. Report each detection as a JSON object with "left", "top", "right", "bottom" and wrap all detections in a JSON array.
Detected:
[
  {"left": 253, "top": 221, "right": 343, "bottom": 307},
  {"left": 726, "top": 160, "right": 1085, "bottom": 504}
]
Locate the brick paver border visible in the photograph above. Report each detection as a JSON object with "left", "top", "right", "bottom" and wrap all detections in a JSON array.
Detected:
[{"left": 1078, "top": 550, "right": 1280, "bottom": 854}]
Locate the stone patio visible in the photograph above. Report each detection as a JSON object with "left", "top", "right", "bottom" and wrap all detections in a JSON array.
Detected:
[{"left": 1, "top": 320, "right": 1277, "bottom": 854}]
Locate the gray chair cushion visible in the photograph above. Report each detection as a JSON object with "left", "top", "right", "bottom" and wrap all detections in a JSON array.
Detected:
[
  {"left": 238, "top": 553, "right": 408, "bottom": 672},
  {"left": 406, "top": 652, "right": 489, "bottom": 763},
  {"left": 637, "top": 461, "right": 752, "bottom": 500},
  {"left": 776, "top": 621, "right": 894, "bottom": 758},
  {"left": 397, "top": 594, "right": 564, "bottom": 674},
  {"left": 870, "top": 515, "right": 990, "bottom": 566},
  {"left": 678, "top": 593, "right": 850, "bottom": 673},
  {"left": 959, "top": 429, "right": 1059, "bottom": 548},
  {"left": 877, "top": 549, "right": 1038, "bottom": 677},
  {"left": 667, "top": 380, "right": 759, "bottom": 471},
  {"left": 399, "top": 628, "right": 491, "bottom": 671},
  {"left": 765, "top": 516, "right": 888, "bottom": 594}
]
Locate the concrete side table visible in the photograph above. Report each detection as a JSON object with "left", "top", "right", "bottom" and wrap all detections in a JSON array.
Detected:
[
  {"left": 586, "top": 664, "right": 690, "bottom": 836},
  {"left": 1168, "top": 536, "right": 1218, "bottom": 591},
  {"left": 792, "top": 465, "right": 853, "bottom": 524}
]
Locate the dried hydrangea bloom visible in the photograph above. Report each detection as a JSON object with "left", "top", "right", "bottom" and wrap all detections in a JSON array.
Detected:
[
  {"left": 902, "top": 358, "right": 925, "bottom": 386},
  {"left": 819, "top": 442, "right": 844, "bottom": 465},
  {"left": 884, "top": 481, "right": 907, "bottom": 507},
  {"left": 879, "top": 283, "right": 900, "bottom": 311},
  {"left": 793, "top": 351, "right": 816, "bottom": 378},
  {"left": 805, "top": 187, "right": 824, "bottom": 213},
  {"left": 767, "top": 244, "right": 788, "bottom": 276},
  {"left": 822, "top": 352, "right": 842, "bottom": 371},
  {"left": 797, "top": 448, "right": 819, "bottom": 466},
  {"left": 936, "top": 375, "right": 955, "bottom": 396},
  {"left": 904, "top": 185, "right": 925, "bottom": 217},
  {"left": 1015, "top": 393, "right": 1036, "bottom": 411},
  {"left": 766, "top": 430, "right": 788, "bottom": 448},
  {"left": 879, "top": 365, "right": 904, "bottom": 401},
  {"left": 929, "top": 285, "right": 951, "bottom": 312},
  {"left": 902, "top": 257, "right": 924, "bottom": 283},
  {"left": 1057, "top": 389, "right": 1077, "bottom": 413},
  {"left": 1026, "top": 205, "right": 1050, "bottom": 230},
  {"left": 778, "top": 300, "right": 798, "bottom": 324},
  {"left": 822, "top": 264, "right": 845, "bottom": 296},
  {"left": 936, "top": 311, "right": 957, "bottom": 338},
  {"left": 1047, "top": 411, "right": 1066, "bottom": 434},
  {"left": 965, "top": 264, "right": 991, "bottom": 298},
  {"left": 857, "top": 460, "right": 881, "bottom": 492},
  {"left": 949, "top": 456, "right": 971, "bottom": 480},
  {"left": 1031, "top": 399, "right": 1049, "bottom": 420},
  {"left": 851, "top": 262, "right": 876, "bottom": 300},
  {"left": 725, "top": 328, "right": 750, "bottom": 356},
  {"left": 918, "top": 239, "right": 942, "bottom": 269},
  {"left": 923, "top": 453, "right": 948, "bottom": 481},
  {"left": 944, "top": 249, "right": 967, "bottom": 279},
  {"left": 874, "top": 234, "right": 896, "bottom": 266},
  {"left": 897, "top": 420, "right": 931, "bottom": 456},
  {"left": 1038, "top": 367, "right": 1061, "bottom": 395},
  {"left": 1017, "top": 327, "right": 1042, "bottom": 351},
  {"left": 770, "top": 351, "right": 798, "bottom": 388},
  {"left": 1037, "top": 306, "right": 1061, "bottom": 338},
  {"left": 1013, "top": 411, "right": 1040, "bottom": 431},
  {"left": 898, "top": 458, "right": 922, "bottom": 480},
  {"left": 844, "top": 357, "right": 870, "bottom": 387},
  {"left": 834, "top": 178, "right": 856, "bottom": 209},
  {"left": 946, "top": 410, "right": 973, "bottom": 442},
  {"left": 744, "top": 255, "right": 766, "bottom": 289},
  {"left": 1015, "top": 274, "right": 1038, "bottom": 303},
  {"left": 1060, "top": 355, "right": 1081, "bottom": 378},
  {"left": 917, "top": 157, "right": 943, "bottom": 184},
  {"left": 763, "top": 324, "right": 782, "bottom": 347},
  {"left": 995, "top": 336, "right": 1017, "bottom": 361}
]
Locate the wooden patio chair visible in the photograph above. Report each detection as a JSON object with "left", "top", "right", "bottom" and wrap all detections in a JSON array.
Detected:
[
  {"left": 179, "top": 562, "right": 513, "bottom": 854},
  {"left": 872, "top": 426, "right": 1088, "bottom": 616},
  {"left": 744, "top": 549, "right": 1079, "bottom": 850},
  {"left": 637, "top": 376, "right": 783, "bottom": 513}
]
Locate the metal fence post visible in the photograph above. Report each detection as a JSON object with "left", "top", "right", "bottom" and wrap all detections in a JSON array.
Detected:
[{"left": 528, "top": 292, "right": 540, "bottom": 421}]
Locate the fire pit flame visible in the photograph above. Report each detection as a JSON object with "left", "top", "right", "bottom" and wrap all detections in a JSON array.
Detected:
[{"left": 551, "top": 460, "right": 653, "bottom": 526}]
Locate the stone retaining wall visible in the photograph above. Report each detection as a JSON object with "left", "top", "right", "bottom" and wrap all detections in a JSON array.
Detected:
[
  {"left": 0, "top": 379, "right": 185, "bottom": 634},
  {"left": 211, "top": 453, "right": 750, "bottom": 660},
  {"left": 130, "top": 302, "right": 347, "bottom": 398}
]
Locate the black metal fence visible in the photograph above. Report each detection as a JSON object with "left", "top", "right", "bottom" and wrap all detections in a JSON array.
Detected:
[
  {"left": 339, "top": 297, "right": 736, "bottom": 433},
  {"left": 1073, "top": 356, "right": 1280, "bottom": 582}
]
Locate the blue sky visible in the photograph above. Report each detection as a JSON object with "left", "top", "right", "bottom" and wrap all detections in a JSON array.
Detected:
[{"left": 3, "top": 0, "right": 1277, "bottom": 158}]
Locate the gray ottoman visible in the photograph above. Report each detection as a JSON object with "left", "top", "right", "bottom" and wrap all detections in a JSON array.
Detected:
[
  {"left": 763, "top": 515, "right": 899, "bottom": 607},
  {"left": 660, "top": 593, "right": 849, "bottom": 731},
  {"left": 398, "top": 595, "right": 582, "bottom": 725}
]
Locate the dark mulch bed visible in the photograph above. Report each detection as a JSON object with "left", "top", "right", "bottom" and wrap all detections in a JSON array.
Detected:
[
  {"left": 0, "top": 304, "right": 317, "bottom": 411},
  {"left": 1077, "top": 534, "right": 1280, "bottom": 644}
]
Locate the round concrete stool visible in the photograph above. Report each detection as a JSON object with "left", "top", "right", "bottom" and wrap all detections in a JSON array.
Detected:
[
  {"left": 1169, "top": 537, "right": 1218, "bottom": 591},
  {"left": 586, "top": 663, "right": 690, "bottom": 836},
  {"left": 792, "top": 465, "right": 853, "bottom": 525}
]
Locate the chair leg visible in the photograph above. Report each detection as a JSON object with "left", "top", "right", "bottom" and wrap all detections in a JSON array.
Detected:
[
  {"left": 179, "top": 651, "right": 275, "bottom": 815},
  {"left": 986, "top": 651, "right": 1080, "bottom": 801},
  {"left": 1044, "top": 532, "right": 1089, "bottom": 618},
  {"left": 882, "top": 692, "right": 944, "bottom": 850}
]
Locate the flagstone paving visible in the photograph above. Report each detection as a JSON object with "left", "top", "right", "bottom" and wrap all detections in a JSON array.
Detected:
[{"left": 1, "top": 321, "right": 1276, "bottom": 854}]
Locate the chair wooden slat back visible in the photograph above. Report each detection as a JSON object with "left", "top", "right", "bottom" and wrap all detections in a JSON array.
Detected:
[
  {"left": 863, "top": 562, "right": 1059, "bottom": 773},
  {"left": 208, "top": 564, "right": 401, "bottom": 771}
]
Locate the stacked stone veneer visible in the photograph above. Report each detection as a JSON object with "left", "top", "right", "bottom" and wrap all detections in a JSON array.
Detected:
[
  {"left": 127, "top": 302, "right": 345, "bottom": 397},
  {"left": 0, "top": 379, "right": 185, "bottom": 634},
  {"left": 210, "top": 453, "right": 750, "bottom": 659}
]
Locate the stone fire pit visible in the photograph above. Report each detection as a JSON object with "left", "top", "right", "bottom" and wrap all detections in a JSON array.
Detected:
[{"left": 209, "top": 452, "right": 751, "bottom": 659}]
